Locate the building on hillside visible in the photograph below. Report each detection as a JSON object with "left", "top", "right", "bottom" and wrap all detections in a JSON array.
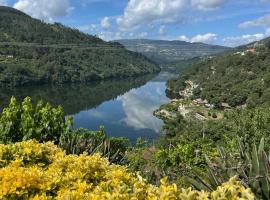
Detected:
[{"left": 246, "top": 48, "right": 256, "bottom": 54}]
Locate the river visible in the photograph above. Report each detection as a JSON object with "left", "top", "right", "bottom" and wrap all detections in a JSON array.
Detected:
[{"left": 0, "top": 71, "right": 176, "bottom": 142}]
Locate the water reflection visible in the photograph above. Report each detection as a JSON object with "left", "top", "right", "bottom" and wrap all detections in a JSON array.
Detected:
[
  {"left": 0, "top": 72, "right": 174, "bottom": 142},
  {"left": 73, "top": 72, "right": 172, "bottom": 142},
  {"left": 0, "top": 74, "right": 155, "bottom": 115}
]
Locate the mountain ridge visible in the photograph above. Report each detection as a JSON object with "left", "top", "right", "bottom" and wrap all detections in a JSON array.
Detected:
[{"left": 115, "top": 39, "right": 231, "bottom": 64}]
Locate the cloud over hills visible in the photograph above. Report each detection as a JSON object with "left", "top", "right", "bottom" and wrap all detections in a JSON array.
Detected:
[{"left": 13, "top": 0, "right": 72, "bottom": 21}]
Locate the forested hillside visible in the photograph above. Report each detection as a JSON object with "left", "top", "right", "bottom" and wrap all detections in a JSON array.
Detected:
[
  {"left": 116, "top": 39, "right": 230, "bottom": 64},
  {"left": 0, "top": 6, "right": 159, "bottom": 86},
  {"left": 167, "top": 38, "right": 270, "bottom": 108}
]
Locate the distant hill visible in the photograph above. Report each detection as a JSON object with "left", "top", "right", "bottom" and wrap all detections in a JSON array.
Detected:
[
  {"left": 167, "top": 36, "right": 270, "bottom": 108},
  {"left": 236, "top": 36, "right": 270, "bottom": 50},
  {"left": 0, "top": 6, "right": 159, "bottom": 86},
  {"left": 115, "top": 39, "right": 230, "bottom": 64}
]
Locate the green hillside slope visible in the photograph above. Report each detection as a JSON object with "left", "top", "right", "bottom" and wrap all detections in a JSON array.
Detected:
[
  {"left": 167, "top": 38, "right": 270, "bottom": 108},
  {"left": 0, "top": 6, "right": 159, "bottom": 86}
]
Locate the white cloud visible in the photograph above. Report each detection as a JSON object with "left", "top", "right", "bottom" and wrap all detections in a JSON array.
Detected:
[
  {"left": 191, "top": 33, "right": 218, "bottom": 43},
  {"left": 178, "top": 35, "right": 190, "bottom": 42},
  {"left": 78, "top": 24, "right": 98, "bottom": 32},
  {"left": 98, "top": 31, "right": 123, "bottom": 41},
  {"left": 13, "top": 0, "right": 72, "bottom": 21},
  {"left": 116, "top": 0, "right": 187, "bottom": 31},
  {"left": 101, "top": 16, "right": 110, "bottom": 29},
  {"left": 191, "top": 0, "right": 227, "bottom": 10},
  {"left": 178, "top": 33, "right": 218, "bottom": 43},
  {"left": 0, "top": 0, "right": 6, "bottom": 5},
  {"left": 239, "top": 13, "right": 270, "bottom": 28},
  {"left": 266, "top": 27, "right": 270, "bottom": 36},
  {"left": 158, "top": 25, "right": 166, "bottom": 35},
  {"left": 223, "top": 33, "right": 265, "bottom": 47},
  {"left": 116, "top": 0, "right": 229, "bottom": 31}
]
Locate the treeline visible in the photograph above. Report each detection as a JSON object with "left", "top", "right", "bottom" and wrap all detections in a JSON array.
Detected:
[{"left": 0, "top": 44, "right": 158, "bottom": 86}]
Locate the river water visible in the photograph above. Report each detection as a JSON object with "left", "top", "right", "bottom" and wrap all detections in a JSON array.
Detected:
[{"left": 0, "top": 71, "right": 176, "bottom": 142}]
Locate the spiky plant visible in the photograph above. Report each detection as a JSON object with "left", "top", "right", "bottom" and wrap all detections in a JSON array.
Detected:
[
  {"left": 187, "top": 138, "right": 270, "bottom": 199},
  {"left": 59, "top": 127, "right": 130, "bottom": 164}
]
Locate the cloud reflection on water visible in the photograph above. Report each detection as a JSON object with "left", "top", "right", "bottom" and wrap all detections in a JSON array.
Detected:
[{"left": 119, "top": 82, "right": 169, "bottom": 133}]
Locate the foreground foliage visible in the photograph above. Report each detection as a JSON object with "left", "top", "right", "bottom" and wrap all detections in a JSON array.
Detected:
[
  {"left": 0, "top": 140, "right": 254, "bottom": 199},
  {"left": 0, "top": 96, "right": 71, "bottom": 144},
  {"left": 0, "top": 97, "right": 129, "bottom": 164},
  {"left": 127, "top": 105, "right": 270, "bottom": 186},
  {"left": 60, "top": 127, "right": 130, "bottom": 163},
  {"left": 188, "top": 138, "right": 270, "bottom": 200}
]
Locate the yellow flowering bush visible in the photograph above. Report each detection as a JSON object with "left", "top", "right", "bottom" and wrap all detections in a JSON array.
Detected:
[{"left": 0, "top": 140, "right": 254, "bottom": 200}]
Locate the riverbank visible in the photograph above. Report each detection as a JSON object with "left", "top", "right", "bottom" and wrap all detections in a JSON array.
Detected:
[{"left": 154, "top": 79, "right": 227, "bottom": 124}]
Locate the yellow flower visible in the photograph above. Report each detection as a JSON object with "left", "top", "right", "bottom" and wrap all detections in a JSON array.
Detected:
[{"left": 0, "top": 141, "right": 255, "bottom": 200}]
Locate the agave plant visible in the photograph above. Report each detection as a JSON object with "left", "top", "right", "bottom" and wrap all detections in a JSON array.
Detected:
[
  {"left": 59, "top": 127, "right": 130, "bottom": 164},
  {"left": 187, "top": 138, "right": 270, "bottom": 199}
]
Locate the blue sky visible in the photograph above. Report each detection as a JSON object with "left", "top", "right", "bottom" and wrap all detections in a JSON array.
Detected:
[{"left": 1, "top": 0, "right": 270, "bottom": 46}]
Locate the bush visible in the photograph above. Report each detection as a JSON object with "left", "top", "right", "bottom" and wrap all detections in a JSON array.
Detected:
[
  {"left": 212, "top": 112, "right": 217, "bottom": 118},
  {"left": 0, "top": 140, "right": 254, "bottom": 199},
  {"left": 0, "top": 97, "right": 72, "bottom": 144}
]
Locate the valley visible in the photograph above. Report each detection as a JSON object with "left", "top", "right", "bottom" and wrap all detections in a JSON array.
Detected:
[{"left": 0, "top": 2, "right": 269, "bottom": 199}]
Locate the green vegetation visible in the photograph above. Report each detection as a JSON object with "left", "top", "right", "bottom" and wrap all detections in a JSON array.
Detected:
[
  {"left": 160, "top": 57, "right": 201, "bottom": 73},
  {"left": 124, "top": 36, "right": 270, "bottom": 194},
  {"left": 0, "top": 97, "right": 129, "bottom": 164},
  {"left": 0, "top": 96, "right": 268, "bottom": 199},
  {"left": 0, "top": 6, "right": 159, "bottom": 86},
  {"left": 168, "top": 39, "right": 270, "bottom": 108},
  {"left": 59, "top": 127, "right": 130, "bottom": 163},
  {"left": 116, "top": 39, "right": 230, "bottom": 64},
  {"left": 0, "top": 97, "right": 71, "bottom": 144},
  {"left": 188, "top": 138, "right": 270, "bottom": 199},
  {"left": 126, "top": 105, "right": 270, "bottom": 187}
]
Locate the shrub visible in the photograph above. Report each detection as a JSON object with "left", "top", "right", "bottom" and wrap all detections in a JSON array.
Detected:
[
  {"left": 0, "top": 140, "right": 254, "bottom": 199},
  {"left": 0, "top": 97, "right": 72, "bottom": 144}
]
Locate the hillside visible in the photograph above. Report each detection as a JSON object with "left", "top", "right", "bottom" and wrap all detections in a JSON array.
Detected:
[
  {"left": 160, "top": 57, "right": 202, "bottom": 73},
  {"left": 115, "top": 39, "right": 230, "bottom": 64},
  {"left": 167, "top": 37, "right": 270, "bottom": 108},
  {"left": 0, "top": 6, "right": 159, "bottom": 86}
]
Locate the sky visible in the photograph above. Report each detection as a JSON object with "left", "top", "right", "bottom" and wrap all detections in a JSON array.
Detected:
[{"left": 1, "top": 0, "right": 270, "bottom": 47}]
